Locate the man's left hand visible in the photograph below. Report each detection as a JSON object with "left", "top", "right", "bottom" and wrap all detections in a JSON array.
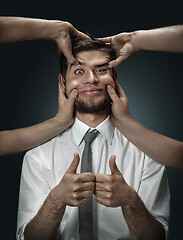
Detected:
[{"left": 95, "top": 155, "right": 132, "bottom": 207}]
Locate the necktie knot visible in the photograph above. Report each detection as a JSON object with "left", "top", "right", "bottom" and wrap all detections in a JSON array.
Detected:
[{"left": 83, "top": 129, "right": 98, "bottom": 144}]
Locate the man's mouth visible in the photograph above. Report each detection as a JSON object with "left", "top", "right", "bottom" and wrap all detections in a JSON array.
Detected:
[{"left": 78, "top": 88, "right": 104, "bottom": 96}]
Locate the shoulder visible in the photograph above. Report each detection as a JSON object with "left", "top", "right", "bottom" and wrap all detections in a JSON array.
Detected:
[
  {"left": 24, "top": 127, "right": 72, "bottom": 162},
  {"left": 114, "top": 127, "right": 165, "bottom": 171}
]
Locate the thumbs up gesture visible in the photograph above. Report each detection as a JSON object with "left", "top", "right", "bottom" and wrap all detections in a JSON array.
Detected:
[
  {"left": 95, "top": 155, "right": 132, "bottom": 208},
  {"left": 54, "top": 152, "right": 95, "bottom": 207}
]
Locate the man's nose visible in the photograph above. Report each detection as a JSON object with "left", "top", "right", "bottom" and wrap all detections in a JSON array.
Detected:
[{"left": 84, "top": 70, "right": 99, "bottom": 84}]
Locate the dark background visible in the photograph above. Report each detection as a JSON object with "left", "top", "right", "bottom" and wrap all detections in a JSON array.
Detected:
[{"left": 0, "top": 1, "right": 182, "bottom": 239}]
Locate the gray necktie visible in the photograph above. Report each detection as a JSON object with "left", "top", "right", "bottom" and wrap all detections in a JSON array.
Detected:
[{"left": 79, "top": 129, "right": 98, "bottom": 240}]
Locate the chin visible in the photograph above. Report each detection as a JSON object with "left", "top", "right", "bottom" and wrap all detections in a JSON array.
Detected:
[{"left": 75, "top": 97, "right": 110, "bottom": 114}]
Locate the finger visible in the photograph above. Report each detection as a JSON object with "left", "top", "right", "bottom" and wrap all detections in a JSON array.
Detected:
[
  {"left": 109, "top": 155, "right": 121, "bottom": 175},
  {"left": 67, "top": 88, "right": 78, "bottom": 104},
  {"left": 108, "top": 43, "right": 134, "bottom": 68},
  {"left": 98, "top": 36, "right": 112, "bottom": 43},
  {"left": 95, "top": 190, "right": 112, "bottom": 200},
  {"left": 77, "top": 181, "right": 95, "bottom": 191},
  {"left": 73, "top": 172, "right": 95, "bottom": 183},
  {"left": 66, "top": 152, "right": 80, "bottom": 174},
  {"left": 75, "top": 189, "right": 94, "bottom": 200},
  {"left": 59, "top": 37, "right": 77, "bottom": 65},
  {"left": 74, "top": 29, "right": 91, "bottom": 40},
  {"left": 95, "top": 197, "right": 111, "bottom": 207},
  {"left": 116, "top": 83, "right": 128, "bottom": 100},
  {"left": 108, "top": 55, "right": 127, "bottom": 68},
  {"left": 107, "top": 85, "right": 120, "bottom": 102},
  {"left": 95, "top": 173, "right": 111, "bottom": 183},
  {"left": 95, "top": 182, "right": 108, "bottom": 191}
]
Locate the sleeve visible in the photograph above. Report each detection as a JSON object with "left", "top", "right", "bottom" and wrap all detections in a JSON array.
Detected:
[
  {"left": 16, "top": 150, "right": 51, "bottom": 240},
  {"left": 138, "top": 156, "right": 170, "bottom": 238}
]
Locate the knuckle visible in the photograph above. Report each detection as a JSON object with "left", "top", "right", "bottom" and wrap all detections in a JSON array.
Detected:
[
  {"left": 107, "top": 175, "right": 113, "bottom": 183},
  {"left": 72, "top": 175, "right": 80, "bottom": 183},
  {"left": 72, "top": 192, "right": 79, "bottom": 199},
  {"left": 106, "top": 192, "right": 113, "bottom": 199},
  {"left": 73, "top": 185, "right": 80, "bottom": 192},
  {"left": 106, "top": 185, "right": 112, "bottom": 192},
  {"left": 91, "top": 182, "right": 95, "bottom": 189}
]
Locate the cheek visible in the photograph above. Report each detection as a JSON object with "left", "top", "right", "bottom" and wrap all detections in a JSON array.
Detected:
[
  {"left": 100, "top": 76, "right": 115, "bottom": 88},
  {"left": 66, "top": 79, "right": 80, "bottom": 95}
]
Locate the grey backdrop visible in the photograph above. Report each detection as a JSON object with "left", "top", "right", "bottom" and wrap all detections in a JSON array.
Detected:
[{"left": 0, "top": 1, "right": 182, "bottom": 239}]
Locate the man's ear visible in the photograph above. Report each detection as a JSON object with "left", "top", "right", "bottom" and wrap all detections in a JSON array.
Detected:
[{"left": 58, "top": 73, "right": 66, "bottom": 95}]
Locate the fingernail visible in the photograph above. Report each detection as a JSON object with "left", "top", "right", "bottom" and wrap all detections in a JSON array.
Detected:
[
  {"left": 72, "top": 89, "right": 78, "bottom": 94},
  {"left": 107, "top": 85, "right": 111, "bottom": 90},
  {"left": 108, "top": 64, "right": 112, "bottom": 69}
]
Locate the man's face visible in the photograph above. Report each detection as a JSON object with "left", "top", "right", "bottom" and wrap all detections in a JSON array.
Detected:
[{"left": 65, "top": 50, "right": 116, "bottom": 113}]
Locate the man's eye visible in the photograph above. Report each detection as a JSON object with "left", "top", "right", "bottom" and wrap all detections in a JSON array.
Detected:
[
  {"left": 95, "top": 68, "right": 108, "bottom": 74},
  {"left": 75, "top": 69, "right": 84, "bottom": 75}
]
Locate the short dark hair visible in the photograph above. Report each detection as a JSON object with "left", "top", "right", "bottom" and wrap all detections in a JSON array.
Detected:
[{"left": 59, "top": 36, "right": 116, "bottom": 78}]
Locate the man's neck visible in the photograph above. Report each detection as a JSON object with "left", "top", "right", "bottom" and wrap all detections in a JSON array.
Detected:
[{"left": 75, "top": 110, "right": 110, "bottom": 128}]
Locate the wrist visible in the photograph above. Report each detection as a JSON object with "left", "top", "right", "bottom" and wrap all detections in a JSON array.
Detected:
[
  {"left": 41, "top": 20, "right": 64, "bottom": 41},
  {"left": 53, "top": 114, "right": 74, "bottom": 132},
  {"left": 130, "top": 31, "right": 142, "bottom": 53},
  {"left": 49, "top": 187, "right": 66, "bottom": 213},
  {"left": 113, "top": 113, "right": 133, "bottom": 130}
]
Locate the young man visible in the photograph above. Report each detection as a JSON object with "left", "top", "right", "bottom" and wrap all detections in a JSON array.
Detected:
[{"left": 17, "top": 37, "right": 170, "bottom": 240}]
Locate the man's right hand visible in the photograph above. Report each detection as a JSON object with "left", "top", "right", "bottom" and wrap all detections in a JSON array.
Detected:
[{"left": 52, "top": 153, "right": 95, "bottom": 208}]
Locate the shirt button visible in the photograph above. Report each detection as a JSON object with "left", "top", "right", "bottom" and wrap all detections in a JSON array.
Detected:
[{"left": 91, "top": 149, "right": 95, "bottom": 153}]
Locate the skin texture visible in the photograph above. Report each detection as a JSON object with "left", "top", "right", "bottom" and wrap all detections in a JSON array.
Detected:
[
  {"left": 24, "top": 50, "right": 166, "bottom": 240},
  {"left": 100, "top": 25, "right": 183, "bottom": 67},
  {"left": 0, "top": 16, "right": 91, "bottom": 157},
  {"left": 99, "top": 25, "right": 183, "bottom": 171},
  {"left": 107, "top": 83, "right": 183, "bottom": 171}
]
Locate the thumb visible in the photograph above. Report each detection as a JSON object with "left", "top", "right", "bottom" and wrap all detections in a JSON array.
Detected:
[
  {"left": 66, "top": 152, "right": 80, "bottom": 174},
  {"left": 107, "top": 85, "right": 119, "bottom": 102},
  {"left": 68, "top": 89, "right": 78, "bottom": 104},
  {"left": 109, "top": 155, "right": 121, "bottom": 175}
]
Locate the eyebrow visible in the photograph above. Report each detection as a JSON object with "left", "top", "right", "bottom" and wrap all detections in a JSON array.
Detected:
[
  {"left": 70, "top": 61, "right": 109, "bottom": 69},
  {"left": 95, "top": 62, "right": 109, "bottom": 68},
  {"left": 70, "top": 61, "right": 84, "bottom": 69}
]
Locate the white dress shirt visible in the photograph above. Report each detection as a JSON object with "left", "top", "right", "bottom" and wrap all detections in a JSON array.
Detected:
[{"left": 16, "top": 116, "right": 170, "bottom": 240}]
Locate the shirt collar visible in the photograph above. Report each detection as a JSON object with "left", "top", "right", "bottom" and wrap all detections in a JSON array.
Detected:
[{"left": 71, "top": 116, "right": 114, "bottom": 146}]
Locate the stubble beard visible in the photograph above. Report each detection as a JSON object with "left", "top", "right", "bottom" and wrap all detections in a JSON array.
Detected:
[{"left": 74, "top": 94, "right": 111, "bottom": 114}]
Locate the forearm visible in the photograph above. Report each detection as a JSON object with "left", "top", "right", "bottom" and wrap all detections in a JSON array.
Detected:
[
  {"left": 24, "top": 189, "right": 66, "bottom": 240},
  {"left": 0, "top": 116, "right": 69, "bottom": 157},
  {"left": 131, "top": 25, "right": 183, "bottom": 53},
  {"left": 0, "top": 16, "right": 62, "bottom": 43},
  {"left": 115, "top": 116, "right": 183, "bottom": 171},
  {"left": 122, "top": 188, "right": 165, "bottom": 240}
]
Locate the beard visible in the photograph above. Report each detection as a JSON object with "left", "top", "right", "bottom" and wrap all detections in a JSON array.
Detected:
[{"left": 75, "top": 94, "right": 111, "bottom": 114}]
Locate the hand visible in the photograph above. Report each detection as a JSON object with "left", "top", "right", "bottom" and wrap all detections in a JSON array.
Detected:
[
  {"left": 52, "top": 21, "right": 90, "bottom": 64},
  {"left": 54, "top": 73, "right": 77, "bottom": 130},
  {"left": 95, "top": 155, "right": 131, "bottom": 207},
  {"left": 53, "top": 153, "right": 95, "bottom": 207},
  {"left": 107, "top": 84, "right": 131, "bottom": 128},
  {"left": 99, "top": 32, "right": 139, "bottom": 68}
]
